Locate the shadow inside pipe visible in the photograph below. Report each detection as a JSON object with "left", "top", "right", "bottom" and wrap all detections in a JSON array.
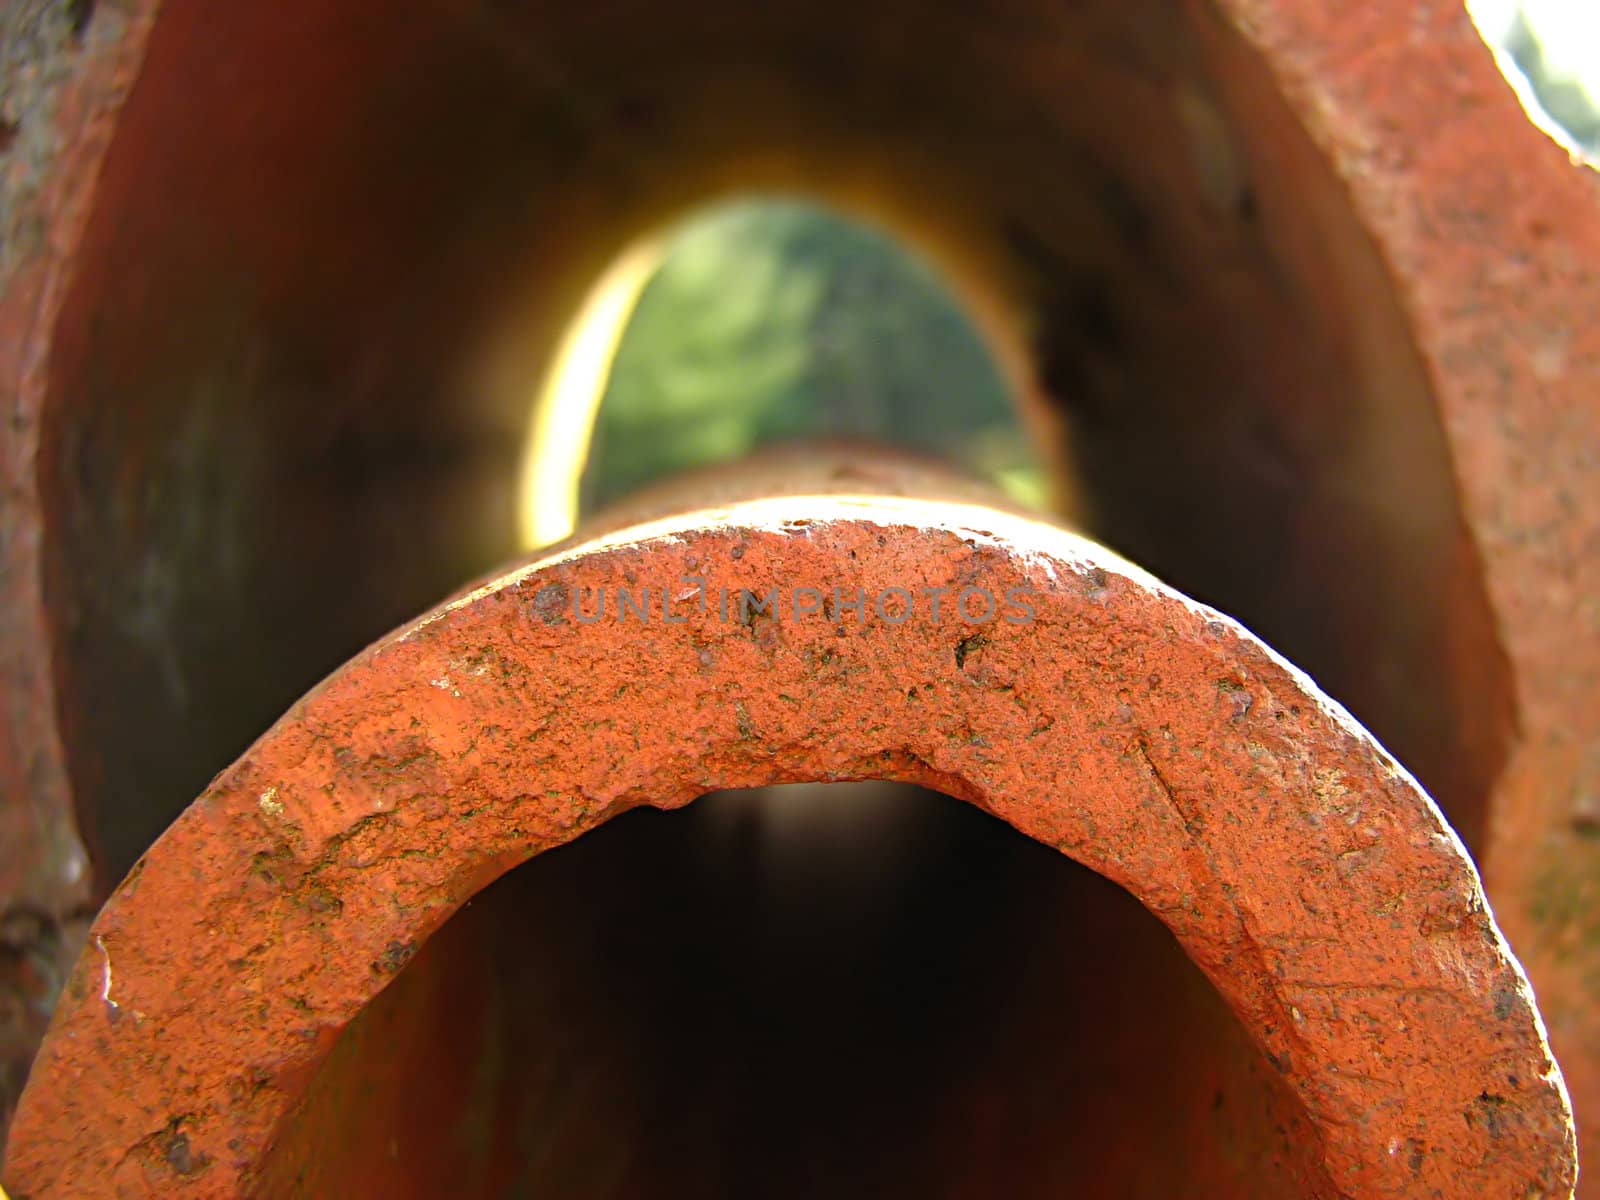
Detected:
[
  {"left": 261, "top": 784, "right": 1333, "bottom": 1198},
  {"left": 42, "top": 0, "right": 1510, "bottom": 907}
]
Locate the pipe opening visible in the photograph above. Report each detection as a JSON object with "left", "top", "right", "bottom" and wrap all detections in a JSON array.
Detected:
[
  {"left": 260, "top": 785, "right": 1332, "bottom": 1198},
  {"left": 520, "top": 196, "right": 1049, "bottom": 551},
  {"left": 6, "top": 500, "right": 1578, "bottom": 1196}
]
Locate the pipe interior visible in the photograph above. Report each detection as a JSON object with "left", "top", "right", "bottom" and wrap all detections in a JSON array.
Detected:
[
  {"left": 258, "top": 784, "right": 1335, "bottom": 1198},
  {"left": 41, "top": 0, "right": 1513, "bottom": 890},
  {"left": 19, "top": 1, "right": 1529, "bottom": 1186}
]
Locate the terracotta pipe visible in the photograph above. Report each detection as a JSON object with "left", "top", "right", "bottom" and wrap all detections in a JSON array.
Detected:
[
  {"left": 2, "top": 0, "right": 1599, "bottom": 1177},
  {"left": 4, "top": 463, "right": 1576, "bottom": 1197}
]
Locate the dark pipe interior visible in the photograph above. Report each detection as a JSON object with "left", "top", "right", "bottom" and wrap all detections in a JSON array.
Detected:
[
  {"left": 259, "top": 786, "right": 1335, "bottom": 1198},
  {"left": 40, "top": 0, "right": 1512, "bottom": 894}
]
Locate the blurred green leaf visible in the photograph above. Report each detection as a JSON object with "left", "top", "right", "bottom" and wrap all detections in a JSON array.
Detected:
[{"left": 583, "top": 198, "right": 1046, "bottom": 510}]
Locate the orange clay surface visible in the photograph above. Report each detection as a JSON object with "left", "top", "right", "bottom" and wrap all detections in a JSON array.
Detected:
[{"left": 4, "top": 493, "right": 1576, "bottom": 1198}]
